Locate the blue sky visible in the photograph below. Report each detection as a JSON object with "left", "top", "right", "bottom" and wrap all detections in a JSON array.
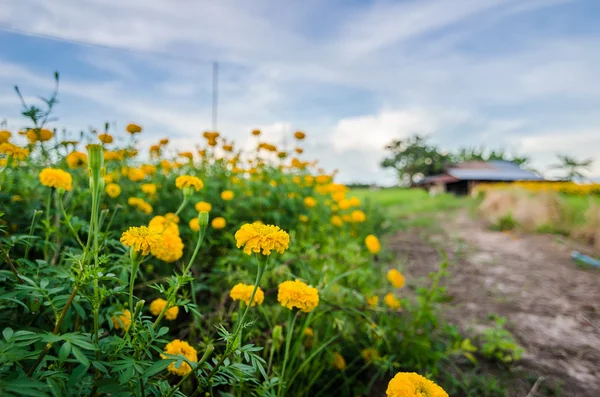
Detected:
[{"left": 1, "top": 0, "right": 600, "bottom": 184}]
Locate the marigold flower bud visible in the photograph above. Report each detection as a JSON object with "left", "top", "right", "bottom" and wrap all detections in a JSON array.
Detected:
[{"left": 198, "top": 211, "right": 209, "bottom": 227}]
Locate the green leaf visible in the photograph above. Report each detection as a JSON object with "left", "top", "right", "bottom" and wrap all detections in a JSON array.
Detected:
[
  {"left": 143, "top": 359, "right": 172, "bottom": 379},
  {"left": 67, "top": 364, "right": 88, "bottom": 391},
  {"left": 3, "top": 327, "right": 14, "bottom": 341},
  {"left": 40, "top": 278, "right": 49, "bottom": 289},
  {"left": 70, "top": 345, "right": 90, "bottom": 367},
  {"left": 58, "top": 341, "right": 71, "bottom": 362}
]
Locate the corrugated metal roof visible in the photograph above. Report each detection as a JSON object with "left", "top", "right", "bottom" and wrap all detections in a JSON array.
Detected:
[{"left": 447, "top": 168, "right": 543, "bottom": 181}]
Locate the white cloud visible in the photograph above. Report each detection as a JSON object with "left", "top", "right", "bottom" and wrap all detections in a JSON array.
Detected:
[{"left": 1, "top": 0, "right": 600, "bottom": 184}]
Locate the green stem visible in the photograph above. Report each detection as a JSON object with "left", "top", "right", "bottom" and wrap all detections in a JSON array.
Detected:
[
  {"left": 42, "top": 188, "right": 52, "bottom": 261},
  {"left": 277, "top": 310, "right": 297, "bottom": 397},
  {"left": 165, "top": 345, "right": 215, "bottom": 397},
  {"left": 58, "top": 194, "right": 85, "bottom": 248},
  {"left": 27, "top": 285, "right": 79, "bottom": 376},
  {"left": 152, "top": 225, "right": 205, "bottom": 329},
  {"left": 24, "top": 210, "right": 42, "bottom": 261}
]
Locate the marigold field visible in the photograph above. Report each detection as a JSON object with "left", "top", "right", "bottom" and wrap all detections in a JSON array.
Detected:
[{"left": 0, "top": 83, "right": 471, "bottom": 397}]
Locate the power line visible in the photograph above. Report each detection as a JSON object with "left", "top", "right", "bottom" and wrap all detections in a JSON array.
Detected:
[{"left": 0, "top": 26, "right": 213, "bottom": 65}]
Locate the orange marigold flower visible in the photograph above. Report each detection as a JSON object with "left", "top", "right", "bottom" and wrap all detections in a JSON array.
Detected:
[
  {"left": 175, "top": 175, "right": 203, "bottom": 191},
  {"left": 105, "top": 183, "right": 121, "bottom": 198},
  {"left": 229, "top": 283, "right": 264, "bottom": 306},
  {"left": 161, "top": 340, "right": 198, "bottom": 376},
  {"left": 221, "top": 190, "right": 234, "bottom": 201},
  {"left": 386, "top": 372, "right": 448, "bottom": 397},
  {"left": 387, "top": 269, "right": 405, "bottom": 289},
  {"left": 98, "top": 133, "right": 113, "bottom": 144},
  {"left": 149, "top": 298, "right": 179, "bottom": 320},
  {"left": 303, "top": 197, "right": 317, "bottom": 208},
  {"left": 120, "top": 226, "right": 161, "bottom": 256},
  {"left": 384, "top": 293, "right": 401, "bottom": 309},
  {"left": 112, "top": 309, "right": 131, "bottom": 331},
  {"left": 294, "top": 131, "right": 306, "bottom": 140},
  {"left": 235, "top": 223, "right": 289, "bottom": 255},
  {"left": 195, "top": 201, "right": 212, "bottom": 212},
  {"left": 126, "top": 123, "right": 142, "bottom": 134},
  {"left": 211, "top": 217, "right": 226, "bottom": 229},
  {"left": 277, "top": 280, "right": 319, "bottom": 313},
  {"left": 365, "top": 235, "right": 381, "bottom": 255},
  {"left": 332, "top": 352, "right": 346, "bottom": 370},
  {"left": 39, "top": 168, "right": 72, "bottom": 191},
  {"left": 66, "top": 151, "right": 87, "bottom": 169}
]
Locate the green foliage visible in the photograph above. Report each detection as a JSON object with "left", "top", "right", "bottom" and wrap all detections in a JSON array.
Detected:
[
  {"left": 491, "top": 214, "right": 517, "bottom": 231},
  {"left": 480, "top": 315, "right": 524, "bottom": 364}
]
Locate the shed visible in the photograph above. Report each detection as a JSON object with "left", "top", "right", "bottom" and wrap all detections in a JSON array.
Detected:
[{"left": 417, "top": 160, "right": 544, "bottom": 195}]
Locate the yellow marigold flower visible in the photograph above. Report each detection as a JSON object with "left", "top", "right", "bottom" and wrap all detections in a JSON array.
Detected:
[
  {"left": 211, "top": 217, "right": 226, "bottom": 229},
  {"left": 149, "top": 215, "right": 180, "bottom": 236},
  {"left": 365, "top": 235, "right": 381, "bottom": 255},
  {"left": 98, "top": 133, "right": 113, "bottom": 144},
  {"left": 126, "top": 123, "right": 142, "bottom": 134},
  {"left": 304, "top": 197, "right": 317, "bottom": 208},
  {"left": 315, "top": 175, "right": 331, "bottom": 184},
  {"left": 195, "top": 201, "right": 212, "bottom": 212},
  {"left": 65, "top": 151, "right": 87, "bottom": 169},
  {"left": 27, "top": 128, "right": 53, "bottom": 143},
  {"left": 152, "top": 233, "right": 184, "bottom": 263},
  {"left": 160, "top": 138, "right": 169, "bottom": 145},
  {"left": 332, "top": 352, "right": 346, "bottom": 370},
  {"left": 161, "top": 339, "right": 198, "bottom": 376},
  {"left": 120, "top": 226, "right": 161, "bottom": 256},
  {"left": 223, "top": 144, "right": 233, "bottom": 152},
  {"left": 128, "top": 197, "right": 153, "bottom": 214},
  {"left": 295, "top": 147, "right": 303, "bottom": 154},
  {"left": 304, "top": 175, "right": 314, "bottom": 185},
  {"left": 165, "top": 213, "right": 180, "bottom": 224},
  {"left": 39, "top": 168, "right": 72, "bottom": 191},
  {"left": 11, "top": 195, "right": 22, "bottom": 202},
  {"left": 361, "top": 348, "right": 380, "bottom": 363},
  {"left": 149, "top": 298, "right": 179, "bottom": 320},
  {"left": 294, "top": 131, "right": 306, "bottom": 140},
  {"left": 128, "top": 168, "right": 145, "bottom": 182},
  {"left": 366, "top": 295, "right": 379, "bottom": 307},
  {"left": 386, "top": 372, "right": 448, "bottom": 397},
  {"left": 330, "top": 215, "right": 343, "bottom": 227},
  {"left": 229, "top": 283, "right": 265, "bottom": 306},
  {"left": 235, "top": 223, "right": 290, "bottom": 255},
  {"left": 175, "top": 175, "right": 203, "bottom": 191},
  {"left": 351, "top": 210, "right": 367, "bottom": 223},
  {"left": 299, "top": 215, "right": 309, "bottom": 222},
  {"left": 384, "top": 293, "right": 401, "bottom": 310},
  {"left": 292, "top": 176, "right": 301, "bottom": 185},
  {"left": 189, "top": 218, "right": 199, "bottom": 231},
  {"left": 141, "top": 183, "right": 157, "bottom": 196},
  {"left": 349, "top": 196, "right": 361, "bottom": 207},
  {"left": 0, "top": 143, "right": 29, "bottom": 160},
  {"left": 141, "top": 164, "right": 156, "bottom": 176},
  {"left": 251, "top": 129, "right": 261, "bottom": 136},
  {"left": 0, "top": 130, "right": 11, "bottom": 143},
  {"left": 105, "top": 183, "right": 121, "bottom": 198},
  {"left": 332, "top": 191, "right": 345, "bottom": 203},
  {"left": 338, "top": 199, "right": 351, "bottom": 210},
  {"left": 303, "top": 327, "right": 314, "bottom": 337},
  {"left": 387, "top": 269, "right": 405, "bottom": 289},
  {"left": 179, "top": 151, "right": 194, "bottom": 160},
  {"left": 104, "top": 150, "right": 122, "bottom": 161},
  {"left": 277, "top": 280, "right": 319, "bottom": 313},
  {"left": 221, "top": 190, "right": 234, "bottom": 201},
  {"left": 112, "top": 309, "right": 131, "bottom": 331}
]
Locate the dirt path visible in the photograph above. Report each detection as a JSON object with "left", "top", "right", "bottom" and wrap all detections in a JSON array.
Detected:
[{"left": 389, "top": 211, "right": 600, "bottom": 397}]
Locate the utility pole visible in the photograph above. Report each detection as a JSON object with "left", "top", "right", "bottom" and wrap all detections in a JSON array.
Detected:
[{"left": 212, "top": 61, "right": 218, "bottom": 132}]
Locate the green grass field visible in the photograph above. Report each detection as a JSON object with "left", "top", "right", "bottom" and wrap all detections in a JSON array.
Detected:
[{"left": 351, "top": 187, "right": 467, "bottom": 220}]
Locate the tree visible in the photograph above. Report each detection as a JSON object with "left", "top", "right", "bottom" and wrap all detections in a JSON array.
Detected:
[
  {"left": 451, "top": 146, "right": 530, "bottom": 167},
  {"left": 551, "top": 154, "right": 594, "bottom": 181},
  {"left": 380, "top": 135, "right": 449, "bottom": 186}
]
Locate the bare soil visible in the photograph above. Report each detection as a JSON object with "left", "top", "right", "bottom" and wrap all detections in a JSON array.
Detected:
[{"left": 388, "top": 211, "right": 600, "bottom": 397}]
